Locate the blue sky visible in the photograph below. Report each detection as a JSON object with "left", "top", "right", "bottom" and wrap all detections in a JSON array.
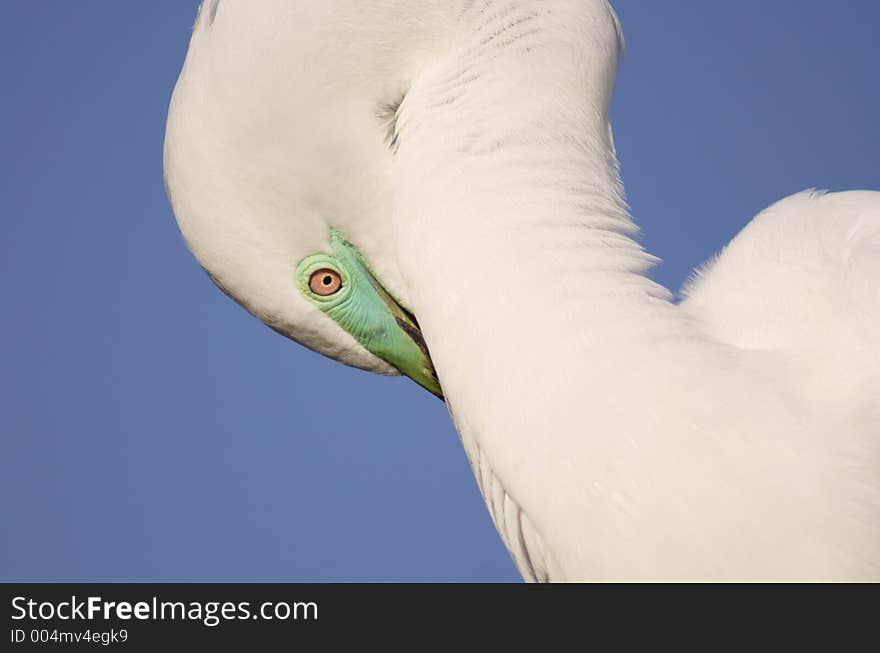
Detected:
[{"left": 1, "top": 2, "right": 877, "bottom": 581}]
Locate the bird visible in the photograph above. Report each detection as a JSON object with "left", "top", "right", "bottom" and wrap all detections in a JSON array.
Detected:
[{"left": 163, "top": 0, "right": 880, "bottom": 580}]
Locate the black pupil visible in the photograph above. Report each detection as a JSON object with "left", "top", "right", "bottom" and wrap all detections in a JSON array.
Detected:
[{"left": 323, "top": 275, "right": 333, "bottom": 286}]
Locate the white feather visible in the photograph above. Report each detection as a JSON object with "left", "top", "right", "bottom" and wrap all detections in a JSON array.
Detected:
[{"left": 165, "top": 1, "right": 880, "bottom": 580}]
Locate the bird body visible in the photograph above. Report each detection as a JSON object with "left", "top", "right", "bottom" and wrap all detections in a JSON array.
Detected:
[{"left": 165, "top": 0, "right": 880, "bottom": 580}]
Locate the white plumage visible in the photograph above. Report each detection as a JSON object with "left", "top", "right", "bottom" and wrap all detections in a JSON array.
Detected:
[{"left": 164, "top": 0, "right": 880, "bottom": 580}]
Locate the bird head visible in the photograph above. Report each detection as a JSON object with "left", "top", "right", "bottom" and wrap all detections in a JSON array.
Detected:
[
  {"left": 163, "top": 0, "right": 454, "bottom": 398},
  {"left": 164, "top": 0, "right": 622, "bottom": 401}
]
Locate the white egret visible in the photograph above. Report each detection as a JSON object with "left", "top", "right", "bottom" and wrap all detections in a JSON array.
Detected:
[{"left": 164, "top": 0, "right": 879, "bottom": 580}]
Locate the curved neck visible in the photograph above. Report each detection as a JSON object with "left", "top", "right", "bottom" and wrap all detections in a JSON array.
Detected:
[
  {"left": 388, "top": 2, "right": 837, "bottom": 581},
  {"left": 393, "top": 1, "right": 676, "bottom": 386},
  {"left": 392, "top": 2, "right": 690, "bottom": 577}
]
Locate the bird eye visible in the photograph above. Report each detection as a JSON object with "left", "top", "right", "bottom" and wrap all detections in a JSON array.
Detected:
[{"left": 309, "top": 268, "right": 342, "bottom": 296}]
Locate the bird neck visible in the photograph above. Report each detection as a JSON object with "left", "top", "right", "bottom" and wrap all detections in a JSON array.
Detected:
[
  {"left": 394, "top": 103, "right": 681, "bottom": 427},
  {"left": 394, "top": 116, "right": 674, "bottom": 347},
  {"left": 382, "top": 2, "right": 844, "bottom": 580},
  {"left": 390, "top": 3, "right": 691, "bottom": 576},
  {"left": 393, "top": 2, "right": 678, "bottom": 397}
]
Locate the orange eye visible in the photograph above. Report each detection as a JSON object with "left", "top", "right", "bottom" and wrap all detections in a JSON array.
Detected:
[{"left": 309, "top": 268, "right": 342, "bottom": 296}]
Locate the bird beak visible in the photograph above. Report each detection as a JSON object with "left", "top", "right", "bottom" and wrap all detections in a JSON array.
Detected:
[
  {"left": 360, "top": 263, "right": 445, "bottom": 401},
  {"left": 390, "top": 311, "right": 444, "bottom": 401},
  {"left": 312, "top": 229, "right": 444, "bottom": 400}
]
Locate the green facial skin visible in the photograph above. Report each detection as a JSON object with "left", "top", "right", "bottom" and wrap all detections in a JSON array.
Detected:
[{"left": 296, "top": 229, "right": 443, "bottom": 400}]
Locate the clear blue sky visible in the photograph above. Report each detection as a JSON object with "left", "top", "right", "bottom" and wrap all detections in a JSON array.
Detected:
[{"left": 2, "top": 2, "right": 877, "bottom": 581}]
